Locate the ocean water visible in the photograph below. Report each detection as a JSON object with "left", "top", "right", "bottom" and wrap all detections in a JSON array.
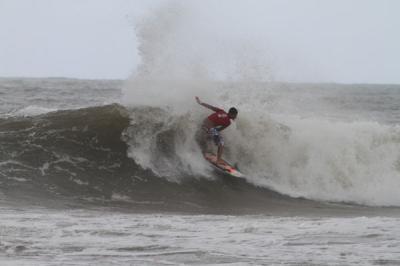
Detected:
[{"left": 1, "top": 77, "right": 400, "bottom": 265}]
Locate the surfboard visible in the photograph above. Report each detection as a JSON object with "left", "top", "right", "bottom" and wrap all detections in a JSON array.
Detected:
[{"left": 203, "top": 152, "right": 244, "bottom": 178}]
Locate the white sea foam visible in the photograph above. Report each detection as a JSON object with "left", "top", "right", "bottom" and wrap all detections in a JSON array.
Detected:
[
  {"left": 1, "top": 207, "right": 399, "bottom": 265},
  {"left": 229, "top": 111, "right": 400, "bottom": 206}
]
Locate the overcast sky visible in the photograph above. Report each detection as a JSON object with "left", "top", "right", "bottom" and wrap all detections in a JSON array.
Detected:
[{"left": 0, "top": 0, "right": 399, "bottom": 83}]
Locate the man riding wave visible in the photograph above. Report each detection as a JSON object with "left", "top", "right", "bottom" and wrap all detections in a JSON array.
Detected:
[{"left": 195, "top": 96, "right": 238, "bottom": 164}]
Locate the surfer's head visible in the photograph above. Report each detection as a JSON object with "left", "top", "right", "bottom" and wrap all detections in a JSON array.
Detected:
[{"left": 228, "top": 107, "right": 238, "bottom": 120}]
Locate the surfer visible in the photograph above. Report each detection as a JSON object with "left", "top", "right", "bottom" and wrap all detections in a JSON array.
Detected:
[{"left": 195, "top": 96, "right": 238, "bottom": 164}]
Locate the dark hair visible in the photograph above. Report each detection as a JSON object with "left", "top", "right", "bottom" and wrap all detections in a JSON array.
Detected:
[{"left": 228, "top": 107, "right": 238, "bottom": 115}]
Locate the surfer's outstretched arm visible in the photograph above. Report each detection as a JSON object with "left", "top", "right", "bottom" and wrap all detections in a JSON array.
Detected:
[{"left": 195, "top": 97, "right": 221, "bottom": 112}]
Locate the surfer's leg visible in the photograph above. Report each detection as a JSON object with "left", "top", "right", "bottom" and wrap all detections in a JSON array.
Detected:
[
  {"left": 195, "top": 127, "right": 212, "bottom": 153},
  {"left": 214, "top": 132, "right": 224, "bottom": 163},
  {"left": 217, "top": 144, "right": 224, "bottom": 163}
]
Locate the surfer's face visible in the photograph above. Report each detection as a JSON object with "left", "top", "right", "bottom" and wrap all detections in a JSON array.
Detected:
[
  {"left": 228, "top": 107, "right": 238, "bottom": 120},
  {"left": 229, "top": 113, "right": 237, "bottom": 120}
]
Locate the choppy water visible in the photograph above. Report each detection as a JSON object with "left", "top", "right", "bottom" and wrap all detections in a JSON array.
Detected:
[
  {"left": 1, "top": 77, "right": 400, "bottom": 265},
  {"left": 1, "top": 206, "right": 400, "bottom": 266}
]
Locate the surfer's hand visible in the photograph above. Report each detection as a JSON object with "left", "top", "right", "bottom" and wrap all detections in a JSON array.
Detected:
[{"left": 195, "top": 96, "right": 201, "bottom": 105}]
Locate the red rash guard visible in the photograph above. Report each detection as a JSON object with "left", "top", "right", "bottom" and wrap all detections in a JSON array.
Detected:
[{"left": 207, "top": 109, "right": 231, "bottom": 128}]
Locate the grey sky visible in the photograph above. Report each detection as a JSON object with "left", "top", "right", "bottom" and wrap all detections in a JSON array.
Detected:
[{"left": 0, "top": 0, "right": 399, "bottom": 83}]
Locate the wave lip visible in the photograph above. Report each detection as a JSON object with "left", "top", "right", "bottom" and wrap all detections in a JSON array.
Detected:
[{"left": 10, "top": 105, "right": 58, "bottom": 117}]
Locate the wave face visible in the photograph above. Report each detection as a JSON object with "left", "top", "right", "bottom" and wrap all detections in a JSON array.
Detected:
[{"left": 0, "top": 104, "right": 131, "bottom": 198}]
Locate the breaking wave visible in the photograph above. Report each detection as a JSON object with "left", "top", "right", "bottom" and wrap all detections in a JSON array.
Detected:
[{"left": 1, "top": 102, "right": 400, "bottom": 209}]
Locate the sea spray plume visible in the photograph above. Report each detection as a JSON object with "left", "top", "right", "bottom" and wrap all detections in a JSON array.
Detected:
[
  {"left": 122, "top": 1, "right": 275, "bottom": 109},
  {"left": 123, "top": 1, "right": 215, "bottom": 110},
  {"left": 134, "top": 1, "right": 186, "bottom": 79}
]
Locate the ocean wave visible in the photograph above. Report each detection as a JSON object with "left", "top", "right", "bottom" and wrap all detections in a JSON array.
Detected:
[{"left": 1, "top": 101, "right": 400, "bottom": 208}]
